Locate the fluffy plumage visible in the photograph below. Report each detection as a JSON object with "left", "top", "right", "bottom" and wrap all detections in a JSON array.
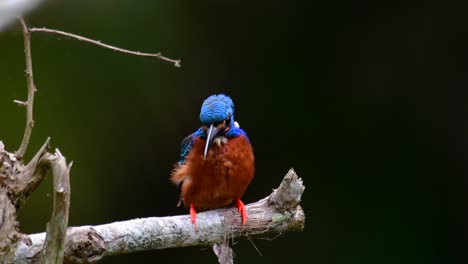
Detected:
[{"left": 171, "top": 94, "right": 255, "bottom": 225}]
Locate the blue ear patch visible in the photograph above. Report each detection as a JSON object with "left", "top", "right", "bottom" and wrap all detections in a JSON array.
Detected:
[{"left": 199, "top": 94, "right": 234, "bottom": 125}]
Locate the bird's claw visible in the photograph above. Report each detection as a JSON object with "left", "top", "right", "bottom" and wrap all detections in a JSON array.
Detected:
[
  {"left": 236, "top": 199, "right": 247, "bottom": 225},
  {"left": 190, "top": 203, "right": 197, "bottom": 230}
]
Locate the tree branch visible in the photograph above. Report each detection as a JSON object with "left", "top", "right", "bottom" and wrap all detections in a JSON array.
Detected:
[
  {"left": 40, "top": 149, "right": 72, "bottom": 264},
  {"left": 0, "top": 138, "right": 73, "bottom": 261},
  {"left": 16, "top": 17, "right": 37, "bottom": 159},
  {"left": 213, "top": 241, "right": 234, "bottom": 264},
  {"left": 29, "top": 27, "right": 181, "bottom": 67},
  {"left": 10, "top": 138, "right": 51, "bottom": 207},
  {"left": 0, "top": 141, "right": 22, "bottom": 255},
  {"left": 12, "top": 169, "right": 305, "bottom": 263}
]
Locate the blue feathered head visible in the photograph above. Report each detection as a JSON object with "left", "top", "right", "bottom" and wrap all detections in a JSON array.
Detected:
[{"left": 199, "top": 94, "right": 234, "bottom": 125}]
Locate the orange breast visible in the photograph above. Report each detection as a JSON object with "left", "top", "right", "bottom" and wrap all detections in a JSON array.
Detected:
[{"left": 171, "top": 136, "right": 255, "bottom": 211}]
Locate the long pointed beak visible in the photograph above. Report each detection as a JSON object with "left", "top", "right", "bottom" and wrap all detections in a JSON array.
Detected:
[{"left": 204, "top": 124, "right": 219, "bottom": 159}]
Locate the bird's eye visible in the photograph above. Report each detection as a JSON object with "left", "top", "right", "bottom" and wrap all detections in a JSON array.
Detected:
[
  {"left": 215, "top": 120, "right": 226, "bottom": 129},
  {"left": 223, "top": 116, "right": 232, "bottom": 131}
]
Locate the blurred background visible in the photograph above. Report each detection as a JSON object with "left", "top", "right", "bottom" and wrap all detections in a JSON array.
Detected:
[{"left": 0, "top": 0, "right": 460, "bottom": 263}]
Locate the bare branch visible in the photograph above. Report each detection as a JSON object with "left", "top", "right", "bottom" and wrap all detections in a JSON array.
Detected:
[
  {"left": 0, "top": 142, "right": 22, "bottom": 255},
  {"left": 13, "top": 100, "right": 28, "bottom": 107},
  {"left": 0, "top": 138, "right": 54, "bottom": 259},
  {"left": 213, "top": 242, "right": 234, "bottom": 264},
  {"left": 10, "top": 138, "right": 51, "bottom": 206},
  {"left": 29, "top": 27, "right": 181, "bottom": 67},
  {"left": 12, "top": 169, "right": 305, "bottom": 263},
  {"left": 0, "top": 191, "right": 20, "bottom": 255},
  {"left": 16, "top": 17, "right": 37, "bottom": 159},
  {"left": 269, "top": 168, "right": 305, "bottom": 211},
  {"left": 40, "top": 149, "right": 72, "bottom": 264}
]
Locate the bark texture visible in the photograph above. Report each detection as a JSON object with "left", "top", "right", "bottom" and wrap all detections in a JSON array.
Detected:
[
  {"left": 1, "top": 140, "right": 72, "bottom": 264},
  {"left": 10, "top": 169, "right": 305, "bottom": 263}
]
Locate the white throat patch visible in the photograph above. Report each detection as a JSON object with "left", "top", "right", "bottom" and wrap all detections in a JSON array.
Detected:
[{"left": 213, "top": 136, "right": 228, "bottom": 147}]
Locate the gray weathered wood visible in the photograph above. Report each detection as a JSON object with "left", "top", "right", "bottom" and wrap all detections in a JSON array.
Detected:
[
  {"left": 40, "top": 149, "right": 72, "bottom": 264},
  {"left": 12, "top": 169, "right": 305, "bottom": 263}
]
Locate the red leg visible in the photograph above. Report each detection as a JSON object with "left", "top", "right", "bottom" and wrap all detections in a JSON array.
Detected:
[
  {"left": 190, "top": 203, "right": 197, "bottom": 226},
  {"left": 236, "top": 198, "right": 247, "bottom": 225}
]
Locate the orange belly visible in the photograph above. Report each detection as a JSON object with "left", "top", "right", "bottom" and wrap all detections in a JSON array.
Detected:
[{"left": 171, "top": 136, "right": 255, "bottom": 211}]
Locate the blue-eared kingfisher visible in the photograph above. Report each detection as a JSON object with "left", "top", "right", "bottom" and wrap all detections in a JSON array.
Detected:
[{"left": 171, "top": 94, "right": 255, "bottom": 226}]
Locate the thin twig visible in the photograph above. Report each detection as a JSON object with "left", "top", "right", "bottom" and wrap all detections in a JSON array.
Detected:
[
  {"left": 13, "top": 100, "right": 28, "bottom": 107},
  {"left": 248, "top": 238, "right": 263, "bottom": 257},
  {"left": 16, "top": 17, "right": 36, "bottom": 159},
  {"left": 29, "top": 27, "right": 181, "bottom": 67}
]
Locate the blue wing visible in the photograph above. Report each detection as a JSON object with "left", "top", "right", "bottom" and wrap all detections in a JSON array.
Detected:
[
  {"left": 178, "top": 134, "right": 194, "bottom": 164},
  {"left": 178, "top": 128, "right": 204, "bottom": 164}
]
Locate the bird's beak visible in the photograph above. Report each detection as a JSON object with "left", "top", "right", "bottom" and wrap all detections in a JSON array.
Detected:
[{"left": 204, "top": 124, "right": 220, "bottom": 159}]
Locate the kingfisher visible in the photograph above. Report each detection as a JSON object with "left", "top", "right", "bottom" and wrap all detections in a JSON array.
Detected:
[{"left": 171, "top": 94, "right": 255, "bottom": 227}]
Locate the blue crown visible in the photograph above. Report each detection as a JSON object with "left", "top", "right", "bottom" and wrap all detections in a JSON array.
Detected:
[{"left": 199, "top": 94, "right": 234, "bottom": 125}]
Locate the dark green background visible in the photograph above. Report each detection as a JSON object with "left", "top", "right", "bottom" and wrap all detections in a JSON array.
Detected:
[{"left": 0, "top": 1, "right": 458, "bottom": 263}]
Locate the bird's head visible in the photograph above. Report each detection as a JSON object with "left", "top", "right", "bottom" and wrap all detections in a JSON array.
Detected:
[{"left": 199, "top": 94, "right": 238, "bottom": 159}]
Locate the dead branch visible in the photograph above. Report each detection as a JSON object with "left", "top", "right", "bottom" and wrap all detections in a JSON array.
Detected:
[
  {"left": 0, "top": 140, "right": 72, "bottom": 263},
  {"left": 29, "top": 27, "right": 181, "bottom": 67},
  {"left": 40, "top": 150, "right": 72, "bottom": 264},
  {"left": 10, "top": 138, "right": 51, "bottom": 206},
  {"left": 11, "top": 169, "right": 305, "bottom": 263},
  {"left": 16, "top": 17, "right": 37, "bottom": 159},
  {"left": 213, "top": 241, "right": 234, "bottom": 264}
]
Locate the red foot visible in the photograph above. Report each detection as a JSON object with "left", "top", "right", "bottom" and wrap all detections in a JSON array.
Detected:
[
  {"left": 236, "top": 199, "right": 247, "bottom": 225},
  {"left": 190, "top": 203, "right": 197, "bottom": 227}
]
